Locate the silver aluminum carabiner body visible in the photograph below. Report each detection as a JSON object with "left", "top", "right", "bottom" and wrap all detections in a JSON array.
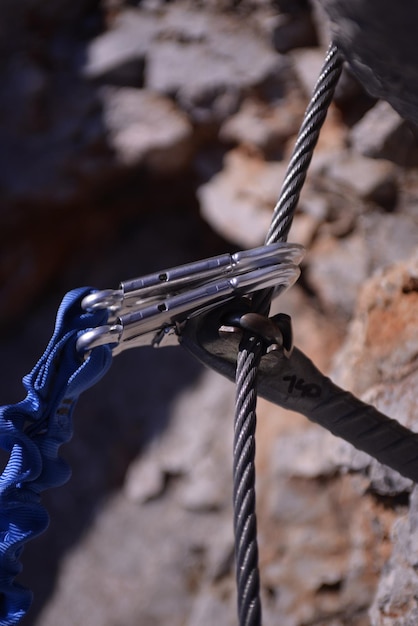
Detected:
[{"left": 76, "top": 242, "right": 304, "bottom": 355}]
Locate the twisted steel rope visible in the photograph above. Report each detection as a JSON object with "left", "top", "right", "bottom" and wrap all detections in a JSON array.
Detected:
[
  {"left": 232, "top": 43, "right": 343, "bottom": 626},
  {"left": 266, "top": 43, "right": 343, "bottom": 245},
  {"left": 233, "top": 335, "right": 264, "bottom": 625}
]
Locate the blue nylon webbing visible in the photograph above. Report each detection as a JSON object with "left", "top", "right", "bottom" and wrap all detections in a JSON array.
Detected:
[{"left": 0, "top": 288, "right": 113, "bottom": 625}]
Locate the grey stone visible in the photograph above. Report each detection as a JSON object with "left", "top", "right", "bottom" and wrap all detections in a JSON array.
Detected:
[
  {"left": 87, "top": 3, "right": 288, "bottom": 108},
  {"left": 321, "top": 152, "right": 398, "bottom": 210},
  {"left": 100, "top": 86, "right": 194, "bottom": 172},
  {"left": 219, "top": 94, "right": 304, "bottom": 153},
  {"left": 124, "top": 445, "right": 168, "bottom": 503},
  {"left": 350, "top": 100, "right": 418, "bottom": 166},
  {"left": 307, "top": 213, "right": 418, "bottom": 319},
  {"left": 298, "top": 188, "right": 330, "bottom": 222},
  {"left": 145, "top": 8, "right": 284, "bottom": 122},
  {"left": 368, "top": 460, "right": 413, "bottom": 498},
  {"left": 262, "top": 469, "right": 384, "bottom": 626},
  {"left": 35, "top": 492, "right": 226, "bottom": 626},
  {"left": 361, "top": 213, "right": 418, "bottom": 274},
  {"left": 370, "top": 487, "right": 418, "bottom": 625},
  {"left": 290, "top": 47, "right": 330, "bottom": 96},
  {"left": 306, "top": 212, "right": 418, "bottom": 320},
  {"left": 124, "top": 368, "right": 235, "bottom": 512},
  {"left": 198, "top": 148, "right": 289, "bottom": 247},
  {"left": 186, "top": 585, "right": 236, "bottom": 626},
  {"left": 306, "top": 231, "right": 369, "bottom": 317},
  {"left": 271, "top": 426, "right": 340, "bottom": 479},
  {"left": 287, "top": 210, "right": 323, "bottom": 248},
  {"left": 83, "top": 9, "right": 157, "bottom": 85}
]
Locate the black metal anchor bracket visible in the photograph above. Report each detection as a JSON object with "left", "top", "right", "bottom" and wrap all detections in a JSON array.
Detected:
[{"left": 180, "top": 304, "right": 418, "bottom": 484}]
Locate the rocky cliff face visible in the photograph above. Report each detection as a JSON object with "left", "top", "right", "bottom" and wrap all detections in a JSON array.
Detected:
[{"left": 1, "top": 2, "right": 418, "bottom": 625}]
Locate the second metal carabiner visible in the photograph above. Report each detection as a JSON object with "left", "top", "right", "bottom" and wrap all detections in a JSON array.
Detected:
[{"left": 76, "top": 242, "right": 304, "bottom": 355}]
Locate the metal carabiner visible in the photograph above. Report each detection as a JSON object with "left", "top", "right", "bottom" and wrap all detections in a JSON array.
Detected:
[{"left": 76, "top": 242, "right": 304, "bottom": 356}]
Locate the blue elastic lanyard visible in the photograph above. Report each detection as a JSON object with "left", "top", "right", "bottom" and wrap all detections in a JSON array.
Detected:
[{"left": 0, "top": 288, "right": 112, "bottom": 625}]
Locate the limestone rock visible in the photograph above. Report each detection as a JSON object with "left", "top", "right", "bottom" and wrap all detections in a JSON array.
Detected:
[
  {"left": 101, "top": 87, "right": 194, "bottom": 172},
  {"left": 329, "top": 252, "right": 418, "bottom": 494},
  {"left": 219, "top": 95, "right": 304, "bottom": 154},
  {"left": 306, "top": 231, "right": 369, "bottom": 317},
  {"left": 271, "top": 426, "right": 340, "bottom": 479},
  {"left": 86, "top": 3, "right": 288, "bottom": 126},
  {"left": 124, "top": 368, "right": 235, "bottom": 512},
  {"left": 370, "top": 487, "right": 418, "bottom": 625},
  {"left": 307, "top": 210, "right": 418, "bottom": 324},
  {"left": 361, "top": 212, "right": 418, "bottom": 274},
  {"left": 83, "top": 9, "right": 157, "bottom": 86},
  {"left": 260, "top": 469, "right": 389, "bottom": 626},
  {"left": 145, "top": 7, "right": 284, "bottom": 123},
  {"left": 350, "top": 100, "right": 418, "bottom": 166},
  {"left": 198, "top": 148, "right": 288, "bottom": 247},
  {"left": 320, "top": 152, "right": 398, "bottom": 210},
  {"left": 290, "top": 47, "right": 330, "bottom": 96},
  {"left": 332, "top": 251, "right": 418, "bottom": 396}
]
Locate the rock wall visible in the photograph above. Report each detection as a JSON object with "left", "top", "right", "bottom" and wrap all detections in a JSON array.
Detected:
[
  {"left": 314, "top": 0, "right": 418, "bottom": 126},
  {"left": 0, "top": 2, "right": 418, "bottom": 625}
]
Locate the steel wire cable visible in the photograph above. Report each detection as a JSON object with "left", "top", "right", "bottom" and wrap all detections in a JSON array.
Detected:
[
  {"left": 266, "top": 43, "right": 343, "bottom": 245},
  {"left": 232, "top": 43, "right": 343, "bottom": 626},
  {"left": 233, "top": 335, "right": 264, "bottom": 626}
]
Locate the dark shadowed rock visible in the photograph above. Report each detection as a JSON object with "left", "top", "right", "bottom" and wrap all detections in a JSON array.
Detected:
[
  {"left": 350, "top": 100, "right": 418, "bottom": 167},
  {"left": 314, "top": 0, "right": 418, "bottom": 125}
]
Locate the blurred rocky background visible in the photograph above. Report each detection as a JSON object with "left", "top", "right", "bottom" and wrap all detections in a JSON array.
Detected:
[{"left": 1, "top": 1, "right": 418, "bottom": 624}]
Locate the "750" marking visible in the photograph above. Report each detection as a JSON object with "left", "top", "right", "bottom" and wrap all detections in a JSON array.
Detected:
[{"left": 283, "top": 375, "right": 321, "bottom": 398}]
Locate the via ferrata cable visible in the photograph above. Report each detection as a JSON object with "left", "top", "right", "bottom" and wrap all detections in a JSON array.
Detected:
[{"left": 231, "top": 43, "right": 343, "bottom": 626}]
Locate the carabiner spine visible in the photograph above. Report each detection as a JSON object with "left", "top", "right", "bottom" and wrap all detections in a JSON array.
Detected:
[
  {"left": 118, "top": 262, "right": 300, "bottom": 344},
  {"left": 119, "top": 243, "right": 304, "bottom": 311}
]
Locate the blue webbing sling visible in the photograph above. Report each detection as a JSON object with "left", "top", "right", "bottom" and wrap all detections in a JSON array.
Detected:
[{"left": 0, "top": 289, "right": 112, "bottom": 625}]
